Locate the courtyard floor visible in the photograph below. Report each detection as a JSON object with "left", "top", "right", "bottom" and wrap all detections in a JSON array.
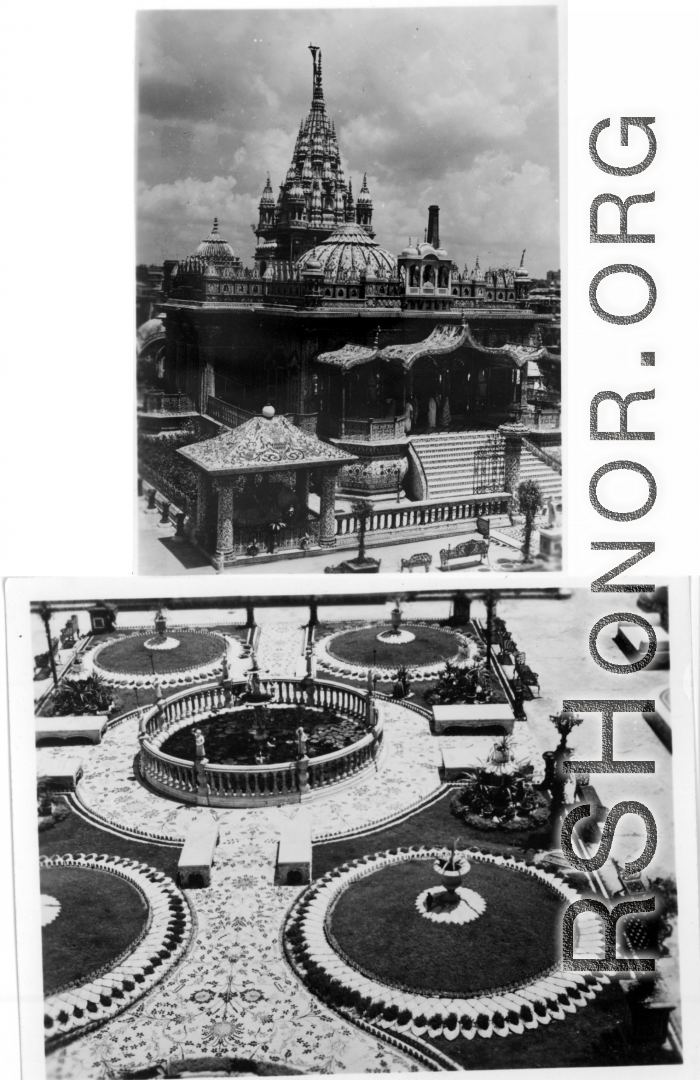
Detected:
[
  {"left": 136, "top": 494, "right": 551, "bottom": 576},
  {"left": 38, "top": 592, "right": 676, "bottom": 1078}
]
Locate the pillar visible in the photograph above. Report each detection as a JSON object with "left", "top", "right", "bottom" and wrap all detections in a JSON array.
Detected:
[
  {"left": 213, "top": 480, "right": 234, "bottom": 571},
  {"left": 296, "top": 468, "right": 310, "bottom": 513},
  {"left": 194, "top": 472, "right": 209, "bottom": 542},
  {"left": 319, "top": 469, "right": 338, "bottom": 547},
  {"left": 245, "top": 603, "right": 256, "bottom": 629},
  {"left": 498, "top": 422, "right": 526, "bottom": 510}
]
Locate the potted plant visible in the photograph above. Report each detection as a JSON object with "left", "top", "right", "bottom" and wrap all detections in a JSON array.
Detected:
[
  {"left": 517, "top": 478, "right": 544, "bottom": 562},
  {"left": 623, "top": 975, "right": 676, "bottom": 1047}
]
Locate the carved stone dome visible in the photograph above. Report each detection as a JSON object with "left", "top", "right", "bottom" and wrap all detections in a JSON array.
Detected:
[
  {"left": 194, "top": 218, "right": 238, "bottom": 261},
  {"left": 295, "top": 222, "right": 397, "bottom": 280}
]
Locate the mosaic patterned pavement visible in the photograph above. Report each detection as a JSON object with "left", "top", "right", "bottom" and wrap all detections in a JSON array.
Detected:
[{"left": 40, "top": 606, "right": 672, "bottom": 1078}]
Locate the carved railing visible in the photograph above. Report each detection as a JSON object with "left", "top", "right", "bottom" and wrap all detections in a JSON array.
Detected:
[
  {"left": 138, "top": 677, "right": 382, "bottom": 806},
  {"left": 143, "top": 391, "right": 197, "bottom": 414},
  {"left": 340, "top": 413, "right": 407, "bottom": 442},
  {"left": 230, "top": 517, "right": 320, "bottom": 557},
  {"left": 522, "top": 437, "right": 562, "bottom": 475},
  {"left": 334, "top": 493, "right": 510, "bottom": 538},
  {"left": 206, "top": 395, "right": 254, "bottom": 429}
]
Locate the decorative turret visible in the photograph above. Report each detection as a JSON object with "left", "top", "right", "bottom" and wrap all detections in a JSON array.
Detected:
[
  {"left": 356, "top": 173, "right": 373, "bottom": 231},
  {"left": 257, "top": 175, "right": 275, "bottom": 229}
]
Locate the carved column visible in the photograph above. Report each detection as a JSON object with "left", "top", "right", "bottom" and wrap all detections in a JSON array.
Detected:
[
  {"left": 213, "top": 480, "right": 234, "bottom": 570},
  {"left": 193, "top": 472, "right": 209, "bottom": 543},
  {"left": 318, "top": 469, "right": 338, "bottom": 547},
  {"left": 498, "top": 422, "right": 526, "bottom": 511},
  {"left": 296, "top": 468, "right": 310, "bottom": 514}
]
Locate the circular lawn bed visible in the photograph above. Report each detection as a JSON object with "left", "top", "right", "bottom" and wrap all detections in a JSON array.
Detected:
[
  {"left": 41, "top": 866, "right": 149, "bottom": 994},
  {"left": 328, "top": 858, "right": 562, "bottom": 997},
  {"left": 326, "top": 625, "right": 461, "bottom": 671},
  {"left": 94, "top": 631, "right": 226, "bottom": 676}
]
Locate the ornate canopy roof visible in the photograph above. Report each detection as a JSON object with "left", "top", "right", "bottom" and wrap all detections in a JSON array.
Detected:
[
  {"left": 315, "top": 320, "right": 560, "bottom": 373},
  {"left": 296, "top": 222, "right": 397, "bottom": 281},
  {"left": 177, "top": 408, "right": 357, "bottom": 476}
]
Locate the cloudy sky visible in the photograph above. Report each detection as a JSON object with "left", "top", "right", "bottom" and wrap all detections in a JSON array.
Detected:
[{"left": 137, "top": 6, "right": 559, "bottom": 277}]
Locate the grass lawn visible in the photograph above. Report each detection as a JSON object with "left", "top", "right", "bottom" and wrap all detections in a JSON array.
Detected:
[
  {"left": 431, "top": 982, "right": 681, "bottom": 1069},
  {"left": 94, "top": 630, "right": 226, "bottom": 676},
  {"left": 38, "top": 802, "right": 181, "bottom": 880},
  {"left": 313, "top": 790, "right": 538, "bottom": 878},
  {"left": 326, "top": 625, "right": 461, "bottom": 671},
  {"left": 330, "top": 858, "right": 561, "bottom": 996},
  {"left": 41, "top": 866, "right": 148, "bottom": 994}
]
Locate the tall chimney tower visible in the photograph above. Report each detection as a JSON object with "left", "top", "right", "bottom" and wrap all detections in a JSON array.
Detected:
[{"left": 427, "top": 205, "right": 440, "bottom": 249}]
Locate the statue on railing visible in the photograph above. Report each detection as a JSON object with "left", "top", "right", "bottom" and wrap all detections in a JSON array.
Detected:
[
  {"left": 193, "top": 726, "right": 206, "bottom": 759},
  {"left": 296, "top": 725, "right": 309, "bottom": 760}
]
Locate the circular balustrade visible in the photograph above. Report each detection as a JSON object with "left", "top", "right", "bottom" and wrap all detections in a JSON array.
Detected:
[{"left": 138, "top": 677, "right": 384, "bottom": 808}]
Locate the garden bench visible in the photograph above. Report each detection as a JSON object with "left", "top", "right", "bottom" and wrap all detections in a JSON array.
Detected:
[
  {"left": 432, "top": 703, "right": 514, "bottom": 735},
  {"left": 439, "top": 539, "right": 489, "bottom": 571},
  {"left": 275, "top": 813, "right": 312, "bottom": 885},
  {"left": 400, "top": 552, "right": 432, "bottom": 573},
  {"left": 512, "top": 651, "right": 540, "bottom": 696},
  {"left": 37, "top": 751, "right": 84, "bottom": 792},
  {"left": 35, "top": 714, "right": 110, "bottom": 746},
  {"left": 178, "top": 816, "right": 219, "bottom": 888}
]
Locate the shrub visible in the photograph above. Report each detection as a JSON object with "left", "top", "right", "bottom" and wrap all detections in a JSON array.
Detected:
[
  {"left": 507, "top": 1010, "right": 519, "bottom": 1025},
  {"left": 476, "top": 1013, "right": 490, "bottom": 1030},
  {"left": 445, "top": 1012, "right": 458, "bottom": 1030},
  {"left": 48, "top": 674, "right": 114, "bottom": 717},
  {"left": 428, "top": 1013, "right": 443, "bottom": 1030},
  {"left": 367, "top": 1001, "right": 384, "bottom": 1020},
  {"left": 520, "top": 1004, "right": 533, "bottom": 1022},
  {"left": 460, "top": 1015, "right": 473, "bottom": 1030},
  {"left": 397, "top": 1008, "right": 412, "bottom": 1026},
  {"left": 493, "top": 1012, "right": 505, "bottom": 1029},
  {"left": 384, "top": 1004, "right": 399, "bottom": 1022},
  {"left": 414, "top": 1013, "right": 427, "bottom": 1028},
  {"left": 534, "top": 1001, "right": 547, "bottom": 1017}
]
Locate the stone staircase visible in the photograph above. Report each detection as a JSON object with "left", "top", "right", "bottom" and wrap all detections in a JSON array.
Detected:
[
  {"left": 519, "top": 447, "right": 562, "bottom": 505},
  {"left": 408, "top": 430, "right": 503, "bottom": 500},
  {"left": 407, "top": 430, "right": 562, "bottom": 506}
]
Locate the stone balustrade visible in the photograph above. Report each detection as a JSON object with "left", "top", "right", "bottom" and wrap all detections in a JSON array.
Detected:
[
  {"left": 143, "top": 391, "right": 197, "bottom": 414},
  {"left": 335, "top": 493, "right": 510, "bottom": 539},
  {"left": 339, "top": 413, "right": 408, "bottom": 442},
  {"left": 138, "top": 677, "right": 383, "bottom": 807}
]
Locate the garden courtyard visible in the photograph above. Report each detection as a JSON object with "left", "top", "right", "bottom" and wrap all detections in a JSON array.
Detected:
[{"left": 32, "top": 590, "right": 680, "bottom": 1078}]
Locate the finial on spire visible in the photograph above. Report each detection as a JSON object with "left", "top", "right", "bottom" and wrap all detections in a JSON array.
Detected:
[
  {"left": 309, "top": 43, "right": 324, "bottom": 104},
  {"left": 520, "top": 248, "right": 526, "bottom": 268},
  {"left": 212, "top": 217, "right": 219, "bottom": 233}
]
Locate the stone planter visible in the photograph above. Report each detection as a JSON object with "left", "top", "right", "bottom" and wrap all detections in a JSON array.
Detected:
[{"left": 624, "top": 996, "right": 675, "bottom": 1046}]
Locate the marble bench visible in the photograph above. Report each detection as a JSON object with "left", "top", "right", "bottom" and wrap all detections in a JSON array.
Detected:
[
  {"left": 35, "top": 714, "right": 110, "bottom": 745},
  {"left": 178, "top": 817, "right": 220, "bottom": 888},
  {"left": 432, "top": 702, "right": 514, "bottom": 735},
  {"left": 276, "top": 812, "right": 312, "bottom": 885}
]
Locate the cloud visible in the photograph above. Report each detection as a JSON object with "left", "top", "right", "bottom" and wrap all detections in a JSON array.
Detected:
[{"left": 137, "top": 7, "right": 560, "bottom": 276}]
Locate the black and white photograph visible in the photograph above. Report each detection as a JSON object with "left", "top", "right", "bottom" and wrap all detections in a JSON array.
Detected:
[
  {"left": 135, "top": 7, "right": 562, "bottom": 575},
  {"left": 7, "top": 578, "right": 698, "bottom": 1078}
]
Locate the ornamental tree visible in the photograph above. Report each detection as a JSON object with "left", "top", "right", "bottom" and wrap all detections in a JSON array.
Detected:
[{"left": 517, "top": 478, "right": 544, "bottom": 561}]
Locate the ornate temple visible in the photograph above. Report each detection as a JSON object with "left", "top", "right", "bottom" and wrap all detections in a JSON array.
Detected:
[{"left": 138, "top": 46, "right": 562, "bottom": 569}]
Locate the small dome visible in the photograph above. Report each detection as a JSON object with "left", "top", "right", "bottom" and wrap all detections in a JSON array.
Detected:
[
  {"left": 296, "top": 222, "right": 397, "bottom": 280},
  {"left": 193, "top": 218, "right": 238, "bottom": 261},
  {"left": 515, "top": 266, "right": 529, "bottom": 279},
  {"left": 262, "top": 404, "right": 275, "bottom": 419}
]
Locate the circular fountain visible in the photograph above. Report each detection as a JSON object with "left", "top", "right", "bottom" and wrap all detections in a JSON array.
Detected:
[
  {"left": 375, "top": 603, "right": 416, "bottom": 646},
  {"left": 143, "top": 608, "right": 181, "bottom": 652},
  {"left": 415, "top": 841, "right": 487, "bottom": 925}
]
